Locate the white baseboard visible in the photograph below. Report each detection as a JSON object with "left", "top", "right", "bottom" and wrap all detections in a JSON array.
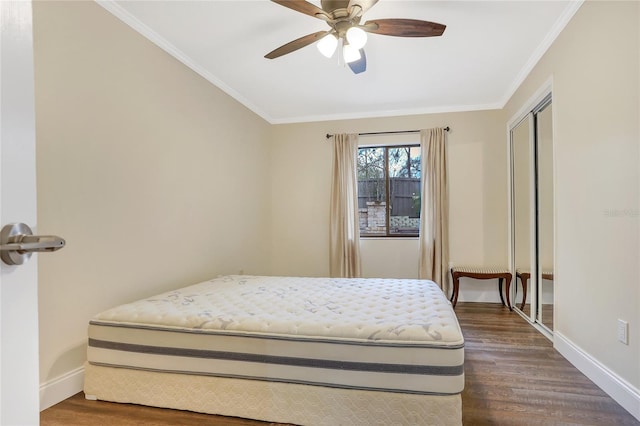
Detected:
[
  {"left": 555, "top": 331, "right": 640, "bottom": 421},
  {"left": 39, "top": 366, "right": 85, "bottom": 411}
]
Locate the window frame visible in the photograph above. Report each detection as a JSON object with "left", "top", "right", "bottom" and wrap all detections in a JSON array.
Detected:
[{"left": 357, "top": 143, "right": 421, "bottom": 238}]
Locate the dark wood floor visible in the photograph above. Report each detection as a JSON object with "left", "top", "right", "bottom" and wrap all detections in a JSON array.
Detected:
[
  {"left": 41, "top": 303, "right": 639, "bottom": 426},
  {"left": 458, "top": 303, "right": 636, "bottom": 425},
  {"left": 515, "top": 303, "right": 553, "bottom": 332}
]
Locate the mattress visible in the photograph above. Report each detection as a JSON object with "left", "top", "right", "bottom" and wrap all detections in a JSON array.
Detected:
[{"left": 87, "top": 275, "right": 464, "bottom": 396}]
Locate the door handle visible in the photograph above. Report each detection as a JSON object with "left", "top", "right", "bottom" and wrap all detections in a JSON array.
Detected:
[{"left": 0, "top": 223, "right": 66, "bottom": 265}]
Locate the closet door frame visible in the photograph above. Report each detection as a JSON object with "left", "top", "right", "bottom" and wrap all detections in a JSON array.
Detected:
[
  {"left": 507, "top": 79, "right": 555, "bottom": 341},
  {"left": 531, "top": 95, "right": 554, "bottom": 334}
]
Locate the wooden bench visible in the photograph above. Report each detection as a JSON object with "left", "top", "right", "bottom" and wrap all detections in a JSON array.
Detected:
[{"left": 450, "top": 266, "right": 513, "bottom": 309}]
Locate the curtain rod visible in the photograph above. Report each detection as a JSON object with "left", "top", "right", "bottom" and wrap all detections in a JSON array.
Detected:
[{"left": 325, "top": 127, "right": 450, "bottom": 139}]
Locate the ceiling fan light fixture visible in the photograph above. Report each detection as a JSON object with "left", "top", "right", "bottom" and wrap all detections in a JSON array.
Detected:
[
  {"left": 267, "top": 0, "right": 447, "bottom": 74},
  {"left": 343, "top": 43, "right": 361, "bottom": 63},
  {"left": 317, "top": 33, "right": 338, "bottom": 58},
  {"left": 346, "top": 26, "right": 367, "bottom": 50}
]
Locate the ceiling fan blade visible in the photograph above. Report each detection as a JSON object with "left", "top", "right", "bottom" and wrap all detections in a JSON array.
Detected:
[
  {"left": 348, "top": 49, "right": 367, "bottom": 74},
  {"left": 265, "top": 31, "right": 329, "bottom": 59},
  {"left": 272, "top": 0, "right": 331, "bottom": 19},
  {"left": 348, "top": 0, "right": 378, "bottom": 16},
  {"left": 364, "top": 19, "right": 446, "bottom": 37}
]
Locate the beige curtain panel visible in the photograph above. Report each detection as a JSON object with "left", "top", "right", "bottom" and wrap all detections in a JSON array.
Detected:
[
  {"left": 329, "top": 133, "right": 362, "bottom": 278},
  {"left": 419, "top": 128, "right": 450, "bottom": 294}
]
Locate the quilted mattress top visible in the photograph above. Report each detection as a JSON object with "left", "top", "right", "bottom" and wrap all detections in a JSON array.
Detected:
[{"left": 92, "top": 275, "right": 464, "bottom": 347}]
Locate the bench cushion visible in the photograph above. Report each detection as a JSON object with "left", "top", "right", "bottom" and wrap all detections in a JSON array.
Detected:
[{"left": 451, "top": 266, "right": 510, "bottom": 275}]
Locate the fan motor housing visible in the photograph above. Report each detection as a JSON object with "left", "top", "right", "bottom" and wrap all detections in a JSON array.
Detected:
[{"left": 321, "top": 0, "right": 350, "bottom": 12}]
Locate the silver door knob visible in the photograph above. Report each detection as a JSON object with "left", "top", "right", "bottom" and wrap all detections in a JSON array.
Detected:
[{"left": 0, "top": 223, "right": 65, "bottom": 265}]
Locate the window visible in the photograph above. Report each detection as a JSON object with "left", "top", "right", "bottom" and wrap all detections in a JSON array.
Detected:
[{"left": 357, "top": 145, "right": 421, "bottom": 236}]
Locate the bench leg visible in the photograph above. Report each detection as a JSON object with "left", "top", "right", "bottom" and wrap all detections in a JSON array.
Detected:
[
  {"left": 520, "top": 276, "right": 528, "bottom": 310},
  {"left": 498, "top": 278, "right": 506, "bottom": 307},
  {"left": 505, "top": 275, "right": 512, "bottom": 310},
  {"left": 450, "top": 272, "right": 460, "bottom": 308}
]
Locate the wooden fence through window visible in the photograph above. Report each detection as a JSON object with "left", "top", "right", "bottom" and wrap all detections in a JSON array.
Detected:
[{"left": 357, "top": 177, "right": 420, "bottom": 217}]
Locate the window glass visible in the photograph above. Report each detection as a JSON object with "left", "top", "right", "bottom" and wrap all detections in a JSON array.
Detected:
[{"left": 357, "top": 145, "right": 421, "bottom": 237}]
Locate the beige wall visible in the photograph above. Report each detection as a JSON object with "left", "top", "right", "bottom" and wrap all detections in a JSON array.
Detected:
[
  {"left": 269, "top": 109, "right": 508, "bottom": 302},
  {"left": 33, "top": 1, "right": 272, "bottom": 384},
  {"left": 504, "top": 0, "right": 639, "bottom": 389}
]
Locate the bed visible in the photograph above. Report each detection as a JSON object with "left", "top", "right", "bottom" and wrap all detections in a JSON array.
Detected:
[{"left": 84, "top": 275, "right": 464, "bottom": 425}]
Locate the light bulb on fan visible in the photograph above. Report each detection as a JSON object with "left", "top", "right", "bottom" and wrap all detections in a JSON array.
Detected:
[
  {"left": 343, "top": 42, "right": 361, "bottom": 63},
  {"left": 346, "top": 27, "right": 367, "bottom": 50},
  {"left": 317, "top": 33, "right": 338, "bottom": 58}
]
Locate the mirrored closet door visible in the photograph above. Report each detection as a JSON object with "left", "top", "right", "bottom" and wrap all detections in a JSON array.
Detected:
[
  {"left": 510, "top": 93, "right": 554, "bottom": 335},
  {"left": 511, "top": 115, "right": 534, "bottom": 318}
]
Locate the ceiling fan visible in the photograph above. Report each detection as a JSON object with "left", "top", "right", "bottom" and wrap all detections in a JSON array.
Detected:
[{"left": 265, "top": 0, "right": 446, "bottom": 74}]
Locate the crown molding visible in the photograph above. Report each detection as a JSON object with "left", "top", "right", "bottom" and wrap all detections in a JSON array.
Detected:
[{"left": 499, "top": 0, "right": 584, "bottom": 108}]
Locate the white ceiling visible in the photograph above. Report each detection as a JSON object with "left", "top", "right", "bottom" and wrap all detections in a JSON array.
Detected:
[{"left": 98, "top": 0, "right": 581, "bottom": 124}]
